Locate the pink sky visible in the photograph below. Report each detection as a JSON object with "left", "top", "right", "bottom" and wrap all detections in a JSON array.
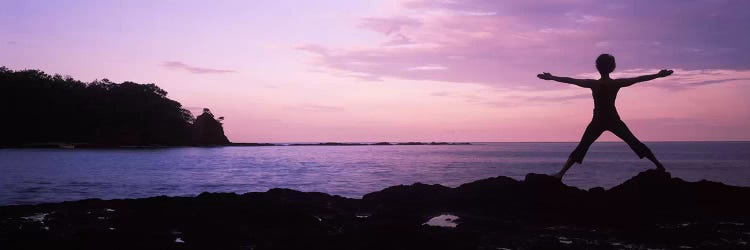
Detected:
[{"left": 2, "top": 0, "right": 749, "bottom": 142}]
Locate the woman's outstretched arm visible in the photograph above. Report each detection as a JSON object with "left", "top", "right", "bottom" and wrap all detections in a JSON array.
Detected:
[
  {"left": 537, "top": 72, "right": 594, "bottom": 88},
  {"left": 617, "top": 69, "right": 673, "bottom": 87}
]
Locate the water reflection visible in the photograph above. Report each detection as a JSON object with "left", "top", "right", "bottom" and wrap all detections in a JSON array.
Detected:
[{"left": 1, "top": 142, "right": 748, "bottom": 205}]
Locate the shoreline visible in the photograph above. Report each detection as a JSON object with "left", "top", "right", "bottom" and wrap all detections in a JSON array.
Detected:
[{"left": 2, "top": 170, "right": 749, "bottom": 249}]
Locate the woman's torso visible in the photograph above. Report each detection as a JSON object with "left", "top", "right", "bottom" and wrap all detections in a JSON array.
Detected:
[{"left": 590, "top": 79, "right": 621, "bottom": 121}]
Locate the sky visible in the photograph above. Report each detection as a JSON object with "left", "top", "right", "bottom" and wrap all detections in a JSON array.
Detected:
[{"left": 2, "top": 0, "right": 749, "bottom": 142}]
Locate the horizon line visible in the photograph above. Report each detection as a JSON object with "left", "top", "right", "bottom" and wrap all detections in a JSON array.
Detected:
[{"left": 236, "top": 140, "right": 750, "bottom": 144}]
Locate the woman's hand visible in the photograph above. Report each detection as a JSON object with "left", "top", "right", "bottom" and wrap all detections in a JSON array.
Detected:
[
  {"left": 656, "top": 69, "right": 673, "bottom": 78},
  {"left": 537, "top": 72, "right": 553, "bottom": 80}
]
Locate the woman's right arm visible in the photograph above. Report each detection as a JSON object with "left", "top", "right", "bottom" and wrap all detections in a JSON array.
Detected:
[{"left": 537, "top": 72, "right": 594, "bottom": 88}]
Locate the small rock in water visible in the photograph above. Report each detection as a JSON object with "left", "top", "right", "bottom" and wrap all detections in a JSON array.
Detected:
[
  {"left": 558, "top": 236, "right": 573, "bottom": 244},
  {"left": 355, "top": 213, "right": 370, "bottom": 219},
  {"left": 22, "top": 213, "right": 47, "bottom": 223},
  {"left": 423, "top": 214, "right": 459, "bottom": 228}
]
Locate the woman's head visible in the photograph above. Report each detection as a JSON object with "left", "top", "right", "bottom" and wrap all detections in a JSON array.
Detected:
[{"left": 596, "top": 54, "right": 616, "bottom": 75}]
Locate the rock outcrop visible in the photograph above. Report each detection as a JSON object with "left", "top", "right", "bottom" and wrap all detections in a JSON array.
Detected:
[
  {"left": 1, "top": 170, "right": 748, "bottom": 249},
  {"left": 191, "top": 108, "right": 230, "bottom": 145}
]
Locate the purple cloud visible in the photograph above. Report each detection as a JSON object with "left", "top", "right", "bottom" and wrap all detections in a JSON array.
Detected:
[
  {"left": 296, "top": 44, "right": 331, "bottom": 56},
  {"left": 575, "top": 68, "right": 750, "bottom": 91},
  {"left": 686, "top": 78, "right": 750, "bottom": 87},
  {"left": 161, "top": 61, "right": 236, "bottom": 74},
  {"left": 485, "top": 93, "right": 591, "bottom": 108},
  {"left": 358, "top": 16, "right": 421, "bottom": 35},
  {"left": 429, "top": 91, "right": 451, "bottom": 97},
  {"left": 301, "top": 0, "right": 750, "bottom": 87}
]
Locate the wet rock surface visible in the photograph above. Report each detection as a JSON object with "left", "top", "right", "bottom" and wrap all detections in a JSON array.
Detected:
[{"left": 2, "top": 170, "right": 749, "bottom": 249}]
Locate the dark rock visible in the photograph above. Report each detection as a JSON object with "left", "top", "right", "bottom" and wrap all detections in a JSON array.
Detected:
[
  {"left": 395, "top": 142, "right": 426, "bottom": 145},
  {"left": 191, "top": 108, "right": 230, "bottom": 145},
  {"left": 2, "top": 170, "right": 749, "bottom": 249}
]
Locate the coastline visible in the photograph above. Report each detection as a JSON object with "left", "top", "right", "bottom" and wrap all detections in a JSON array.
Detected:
[{"left": 2, "top": 170, "right": 748, "bottom": 249}]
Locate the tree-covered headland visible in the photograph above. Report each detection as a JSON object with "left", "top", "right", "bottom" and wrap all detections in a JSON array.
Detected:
[{"left": 0, "top": 66, "right": 229, "bottom": 147}]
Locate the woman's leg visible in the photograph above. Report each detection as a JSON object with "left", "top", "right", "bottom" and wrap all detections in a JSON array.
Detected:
[
  {"left": 552, "top": 158, "right": 577, "bottom": 180},
  {"left": 609, "top": 120, "right": 665, "bottom": 171},
  {"left": 554, "top": 121, "right": 604, "bottom": 179}
]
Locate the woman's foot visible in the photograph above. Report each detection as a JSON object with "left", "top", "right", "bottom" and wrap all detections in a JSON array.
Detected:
[
  {"left": 552, "top": 158, "right": 575, "bottom": 180},
  {"left": 655, "top": 163, "right": 666, "bottom": 172},
  {"left": 551, "top": 172, "right": 564, "bottom": 180},
  {"left": 646, "top": 155, "right": 666, "bottom": 172}
]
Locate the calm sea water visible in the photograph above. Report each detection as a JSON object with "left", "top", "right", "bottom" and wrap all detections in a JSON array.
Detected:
[{"left": 1, "top": 142, "right": 749, "bottom": 205}]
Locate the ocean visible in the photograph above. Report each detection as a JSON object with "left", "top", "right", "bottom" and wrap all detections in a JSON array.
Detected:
[{"left": 1, "top": 141, "right": 748, "bottom": 205}]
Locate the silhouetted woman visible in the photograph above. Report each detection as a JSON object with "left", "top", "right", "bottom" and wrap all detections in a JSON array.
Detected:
[{"left": 537, "top": 54, "right": 671, "bottom": 179}]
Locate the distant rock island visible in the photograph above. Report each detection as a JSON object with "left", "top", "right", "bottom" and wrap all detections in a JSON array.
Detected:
[
  {"left": 0, "top": 67, "right": 229, "bottom": 147},
  {"left": 192, "top": 108, "right": 230, "bottom": 145},
  {"left": 2, "top": 170, "right": 748, "bottom": 249}
]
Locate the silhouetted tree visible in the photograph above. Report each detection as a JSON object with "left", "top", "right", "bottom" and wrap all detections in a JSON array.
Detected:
[{"left": 0, "top": 66, "right": 228, "bottom": 147}]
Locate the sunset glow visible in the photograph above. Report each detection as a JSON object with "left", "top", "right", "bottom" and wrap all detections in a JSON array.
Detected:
[{"left": 2, "top": 0, "right": 748, "bottom": 142}]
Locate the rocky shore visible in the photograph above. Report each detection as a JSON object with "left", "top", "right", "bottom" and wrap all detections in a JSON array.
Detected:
[{"left": 1, "top": 170, "right": 748, "bottom": 249}]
